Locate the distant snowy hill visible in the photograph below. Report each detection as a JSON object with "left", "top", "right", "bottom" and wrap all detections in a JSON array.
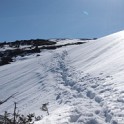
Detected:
[
  {"left": 0, "top": 31, "right": 124, "bottom": 124},
  {"left": 53, "top": 39, "right": 90, "bottom": 45}
]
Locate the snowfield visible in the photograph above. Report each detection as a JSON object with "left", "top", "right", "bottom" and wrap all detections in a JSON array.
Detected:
[
  {"left": 0, "top": 31, "right": 124, "bottom": 124},
  {"left": 55, "top": 39, "right": 89, "bottom": 45}
]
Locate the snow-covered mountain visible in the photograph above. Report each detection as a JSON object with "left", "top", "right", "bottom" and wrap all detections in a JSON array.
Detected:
[{"left": 0, "top": 31, "right": 124, "bottom": 124}]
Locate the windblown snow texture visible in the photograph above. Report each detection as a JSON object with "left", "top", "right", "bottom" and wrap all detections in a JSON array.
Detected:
[{"left": 1, "top": 31, "right": 124, "bottom": 124}]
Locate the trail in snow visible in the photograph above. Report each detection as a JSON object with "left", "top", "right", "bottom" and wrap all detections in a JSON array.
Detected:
[
  {"left": 1, "top": 31, "right": 124, "bottom": 124},
  {"left": 35, "top": 50, "right": 119, "bottom": 124},
  {"left": 0, "top": 49, "right": 122, "bottom": 124}
]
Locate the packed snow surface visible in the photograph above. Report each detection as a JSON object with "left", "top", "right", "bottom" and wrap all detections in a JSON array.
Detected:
[{"left": 0, "top": 31, "right": 124, "bottom": 124}]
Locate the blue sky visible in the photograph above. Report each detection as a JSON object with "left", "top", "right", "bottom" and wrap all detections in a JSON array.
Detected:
[{"left": 0, "top": 0, "right": 124, "bottom": 41}]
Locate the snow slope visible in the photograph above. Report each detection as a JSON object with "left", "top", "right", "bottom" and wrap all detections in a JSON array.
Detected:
[
  {"left": 55, "top": 39, "right": 89, "bottom": 45},
  {"left": 0, "top": 31, "right": 124, "bottom": 124}
]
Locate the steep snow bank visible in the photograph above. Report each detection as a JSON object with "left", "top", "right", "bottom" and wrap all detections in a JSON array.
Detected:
[
  {"left": 0, "top": 31, "right": 124, "bottom": 124},
  {"left": 69, "top": 30, "right": 124, "bottom": 74}
]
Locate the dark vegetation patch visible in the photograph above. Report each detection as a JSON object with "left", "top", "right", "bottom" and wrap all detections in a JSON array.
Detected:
[{"left": 0, "top": 39, "right": 88, "bottom": 66}]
